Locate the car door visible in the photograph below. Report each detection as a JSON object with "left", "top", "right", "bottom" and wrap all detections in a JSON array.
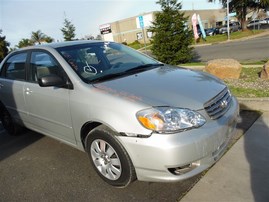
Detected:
[
  {"left": 24, "top": 50, "right": 76, "bottom": 145},
  {"left": 0, "top": 52, "right": 29, "bottom": 125}
]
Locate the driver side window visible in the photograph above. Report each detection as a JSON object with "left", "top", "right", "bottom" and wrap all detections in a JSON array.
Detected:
[{"left": 30, "top": 51, "right": 64, "bottom": 82}]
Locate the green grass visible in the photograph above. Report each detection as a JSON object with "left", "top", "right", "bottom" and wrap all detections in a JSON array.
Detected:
[
  {"left": 224, "top": 67, "right": 269, "bottom": 98},
  {"left": 131, "top": 29, "right": 266, "bottom": 51},
  {"left": 241, "top": 59, "right": 269, "bottom": 65},
  {"left": 229, "top": 29, "right": 264, "bottom": 39},
  {"left": 240, "top": 67, "right": 261, "bottom": 82},
  {"left": 227, "top": 86, "right": 269, "bottom": 98},
  {"left": 194, "top": 30, "right": 265, "bottom": 45},
  {"left": 127, "top": 40, "right": 151, "bottom": 50},
  {"left": 128, "top": 41, "right": 143, "bottom": 49},
  {"left": 178, "top": 62, "right": 206, "bottom": 66}
]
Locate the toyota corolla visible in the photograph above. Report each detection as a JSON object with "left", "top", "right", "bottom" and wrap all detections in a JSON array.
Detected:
[{"left": 0, "top": 41, "right": 239, "bottom": 187}]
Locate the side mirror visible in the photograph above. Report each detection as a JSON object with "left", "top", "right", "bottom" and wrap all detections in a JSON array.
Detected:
[{"left": 38, "top": 74, "right": 73, "bottom": 89}]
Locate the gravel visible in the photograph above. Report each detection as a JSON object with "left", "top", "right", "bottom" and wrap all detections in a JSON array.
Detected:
[{"left": 225, "top": 78, "right": 269, "bottom": 90}]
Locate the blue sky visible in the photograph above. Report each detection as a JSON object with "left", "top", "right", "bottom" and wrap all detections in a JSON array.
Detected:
[{"left": 0, "top": 0, "right": 222, "bottom": 47}]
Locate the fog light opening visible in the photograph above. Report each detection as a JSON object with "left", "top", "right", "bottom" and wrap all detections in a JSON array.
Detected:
[{"left": 168, "top": 161, "right": 200, "bottom": 175}]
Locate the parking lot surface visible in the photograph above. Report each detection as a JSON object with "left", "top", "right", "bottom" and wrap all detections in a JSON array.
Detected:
[{"left": 0, "top": 110, "right": 259, "bottom": 201}]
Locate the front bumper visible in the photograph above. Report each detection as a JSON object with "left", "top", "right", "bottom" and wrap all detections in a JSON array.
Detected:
[{"left": 117, "top": 97, "right": 239, "bottom": 182}]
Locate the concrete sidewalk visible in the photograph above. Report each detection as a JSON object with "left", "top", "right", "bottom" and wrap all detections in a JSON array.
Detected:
[{"left": 181, "top": 111, "right": 269, "bottom": 202}]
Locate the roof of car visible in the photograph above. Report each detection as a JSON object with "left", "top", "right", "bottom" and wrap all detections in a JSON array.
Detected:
[
  {"left": 16, "top": 40, "right": 108, "bottom": 51},
  {"left": 6, "top": 40, "right": 116, "bottom": 58},
  {"left": 42, "top": 40, "right": 104, "bottom": 48}
]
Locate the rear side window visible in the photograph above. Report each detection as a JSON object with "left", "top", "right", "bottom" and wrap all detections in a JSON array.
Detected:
[{"left": 3, "top": 53, "right": 27, "bottom": 80}]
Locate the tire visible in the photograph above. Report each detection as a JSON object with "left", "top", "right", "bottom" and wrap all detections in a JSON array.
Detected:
[
  {"left": 85, "top": 125, "right": 136, "bottom": 187},
  {"left": 0, "top": 106, "right": 23, "bottom": 136}
]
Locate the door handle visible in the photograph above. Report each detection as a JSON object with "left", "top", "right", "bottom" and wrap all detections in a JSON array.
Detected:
[
  {"left": 25, "top": 88, "right": 33, "bottom": 95},
  {"left": 0, "top": 83, "right": 3, "bottom": 88}
]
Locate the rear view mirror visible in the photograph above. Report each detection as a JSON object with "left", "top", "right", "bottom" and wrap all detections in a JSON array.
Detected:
[{"left": 38, "top": 74, "right": 71, "bottom": 88}]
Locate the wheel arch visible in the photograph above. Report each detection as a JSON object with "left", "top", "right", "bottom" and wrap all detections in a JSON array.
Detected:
[{"left": 80, "top": 121, "right": 102, "bottom": 149}]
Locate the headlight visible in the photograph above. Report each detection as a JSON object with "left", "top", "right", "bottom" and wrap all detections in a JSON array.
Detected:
[{"left": 136, "top": 107, "right": 206, "bottom": 133}]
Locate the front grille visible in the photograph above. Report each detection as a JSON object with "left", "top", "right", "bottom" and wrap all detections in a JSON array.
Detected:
[{"left": 204, "top": 87, "right": 232, "bottom": 119}]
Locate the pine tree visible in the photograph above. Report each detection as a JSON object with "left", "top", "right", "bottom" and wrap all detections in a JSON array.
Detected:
[
  {"left": 149, "top": 0, "right": 193, "bottom": 65},
  {"left": 61, "top": 18, "right": 76, "bottom": 41}
]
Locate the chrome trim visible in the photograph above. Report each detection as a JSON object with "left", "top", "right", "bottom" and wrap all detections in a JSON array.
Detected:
[{"left": 204, "top": 88, "right": 232, "bottom": 119}]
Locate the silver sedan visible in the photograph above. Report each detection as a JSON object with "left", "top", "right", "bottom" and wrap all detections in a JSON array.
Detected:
[{"left": 0, "top": 41, "right": 239, "bottom": 187}]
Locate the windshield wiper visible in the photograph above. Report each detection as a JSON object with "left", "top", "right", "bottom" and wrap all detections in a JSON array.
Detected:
[
  {"left": 125, "top": 63, "right": 164, "bottom": 73},
  {"left": 89, "top": 63, "right": 164, "bottom": 83},
  {"left": 89, "top": 72, "right": 127, "bottom": 83}
]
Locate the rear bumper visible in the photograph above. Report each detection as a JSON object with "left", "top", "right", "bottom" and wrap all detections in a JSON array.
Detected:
[{"left": 117, "top": 97, "right": 239, "bottom": 182}]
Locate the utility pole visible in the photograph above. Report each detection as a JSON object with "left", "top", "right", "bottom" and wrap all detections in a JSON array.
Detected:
[{"left": 227, "top": 0, "right": 230, "bottom": 40}]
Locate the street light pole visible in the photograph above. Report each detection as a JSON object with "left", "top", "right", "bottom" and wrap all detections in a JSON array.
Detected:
[{"left": 227, "top": 0, "right": 230, "bottom": 40}]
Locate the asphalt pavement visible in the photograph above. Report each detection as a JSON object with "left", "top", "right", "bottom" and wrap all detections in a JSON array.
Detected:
[
  {"left": 0, "top": 124, "right": 199, "bottom": 201},
  {"left": 192, "top": 34, "right": 269, "bottom": 63},
  {"left": 0, "top": 109, "right": 263, "bottom": 201}
]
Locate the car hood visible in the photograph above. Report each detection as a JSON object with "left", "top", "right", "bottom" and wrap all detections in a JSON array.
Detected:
[{"left": 93, "top": 66, "right": 227, "bottom": 110}]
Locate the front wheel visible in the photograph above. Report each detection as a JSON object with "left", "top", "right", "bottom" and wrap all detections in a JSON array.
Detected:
[
  {"left": 85, "top": 125, "right": 136, "bottom": 187},
  {"left": 0, "top": 107, "right": 23, "bottom": 136}
]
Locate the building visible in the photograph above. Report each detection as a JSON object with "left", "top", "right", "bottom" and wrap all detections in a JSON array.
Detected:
[
  {"left": 100, "top": 9, "right": 231, "bottom": 44},
  {"left": 100, "top": 12, "right": 155, "bottom": 44}
]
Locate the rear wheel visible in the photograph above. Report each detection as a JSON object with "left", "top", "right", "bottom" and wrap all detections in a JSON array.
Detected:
[
  {"left": 85, "top": 125, "right": 136, "bottom": 187},
  {"left": 0, "top": 107, "right": 23, "bottom": 136}
]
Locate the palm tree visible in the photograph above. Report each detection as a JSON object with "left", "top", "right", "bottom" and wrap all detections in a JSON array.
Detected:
[
  {"left": 31, "top": 30, "right": 47, "bottom": 44},
  {"left": 44, "top": 36, "right": 54, "bottom": 43},
  {"left": 17, "top": 38, "right": 33, "bottom": 48}
]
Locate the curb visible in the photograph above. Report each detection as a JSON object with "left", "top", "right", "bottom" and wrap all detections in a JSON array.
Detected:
[{"left": 238, "top": 97, "right": 269, "bottom": 112}]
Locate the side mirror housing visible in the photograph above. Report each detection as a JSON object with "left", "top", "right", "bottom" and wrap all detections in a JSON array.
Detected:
[{"left": 38, "top": 74, "right": 73, "bottom": 89}]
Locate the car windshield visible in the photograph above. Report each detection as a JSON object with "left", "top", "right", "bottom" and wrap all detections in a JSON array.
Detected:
[{"left": 56, "top": 42, "right": 161, "bottom": 83}]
